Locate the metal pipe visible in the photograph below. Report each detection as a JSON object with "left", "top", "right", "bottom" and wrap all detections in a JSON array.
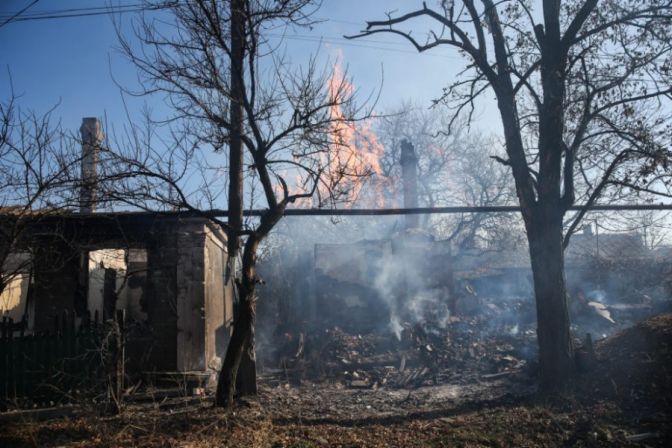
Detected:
[{"left": 65, "top": 203, "right": 672, "bottom": 218}]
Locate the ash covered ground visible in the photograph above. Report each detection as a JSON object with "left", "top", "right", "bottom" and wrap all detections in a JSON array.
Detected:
[
  {"left": 4, "top": 218, "right": 672, "bottom": 447},
  {"left": 2, "top": 314, "right": 671, "bottom": 447}
]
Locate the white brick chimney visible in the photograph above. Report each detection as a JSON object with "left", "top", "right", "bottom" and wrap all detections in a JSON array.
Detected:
[
  {"left": 79, "top": 117, "right": 103, "bottom": 213},
  {"left": 400, "top": 139, "right": 418, "bottom": 229}
]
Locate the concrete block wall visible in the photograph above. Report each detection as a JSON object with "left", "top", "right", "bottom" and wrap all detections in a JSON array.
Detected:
[
  {"left": 174, "top": 219, "right": 230, "bottom": 372},
  {"left": 203, "top": 225, "right": 230, "bottom": 368},
  {"left": 175, "top": 220, "right": 208, "bottom": 371},
  {"left": 146, "top": 225, "right": 179, "bottom": 371}
]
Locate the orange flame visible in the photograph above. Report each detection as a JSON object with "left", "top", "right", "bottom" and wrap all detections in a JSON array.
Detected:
[
  {"left": 323, "top": 63, "right": 386, "bottom": 208},
  {"left": 280, "top": 62, "right": 387, "bottom": 209}
]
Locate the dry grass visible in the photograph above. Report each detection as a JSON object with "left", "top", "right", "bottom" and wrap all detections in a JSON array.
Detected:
[{"left": 3, "top": 314, "right": 671, "bottom": 447}]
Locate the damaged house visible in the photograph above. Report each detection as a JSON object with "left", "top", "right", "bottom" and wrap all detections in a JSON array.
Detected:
[
  {"left": 273, "top": 139, "right": 668, "bottom": 337},
  {"left": 295, "top": 141, "right": 455, "bottom": 334},
  {"left": 0, "top": 118, "right": 235, "bottom": 376}
]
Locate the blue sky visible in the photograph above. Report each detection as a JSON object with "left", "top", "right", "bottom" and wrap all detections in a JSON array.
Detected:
[{"left": 0, "top": 1, "right": 501, "bottom": 137}]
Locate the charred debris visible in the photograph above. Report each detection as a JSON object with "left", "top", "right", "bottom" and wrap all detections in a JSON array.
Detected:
[
  {"left": 253, "top": 144, "right": 672, "bottom": 393},
  {"left": 255, "top": 223, "right": 672, "bottom": 392}
]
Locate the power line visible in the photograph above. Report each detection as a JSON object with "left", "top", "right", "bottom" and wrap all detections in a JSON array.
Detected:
[
  {"left": 266, "top": 33, "right": 463, "bottom": 60},
  {"left": 0, "top": 3, "right": 170, "bottom": 23},
  {"left": 1, "top": 3, "right": 667, "bottom": 85},
  {"left": 314, "top": 17, "right": 364, "bottom": 27},
  {"left": 0, "top": 0, "right": 40, "bottom": 28},
  {"left": 1, "top": 4, "right": 359, "bottom": 22},
  {"left": 0, "top": 4, "right": 144, "bottom": 19},
  {"left": 266, "top": 33, "right": 671, "bottom": 83},
  {"left": 0, "top": 4, "right": 668, "bottom": 65},
  {"left": 0, "top": 4, "right": 355, "bottom": 22}
]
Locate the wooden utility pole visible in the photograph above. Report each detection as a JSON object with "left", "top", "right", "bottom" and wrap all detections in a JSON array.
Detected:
[
  {"left": 216, "top": 0, "right": 258, "bottom": 405},
  {"left": 228, "top": 0, "right": 244, "bottom": 256}
]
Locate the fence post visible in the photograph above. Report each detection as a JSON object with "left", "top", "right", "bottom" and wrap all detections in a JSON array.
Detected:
[
  {"left": 66, "top": 309, "right": 76, "bottom": 394},
  {"left": 109, "top": 309, "right": 125, "bottom": 414},
  {"left": 17, "top": 317, "right": 25, "bottom": 399},
  {"left": 1, "top": 316, "right": 8, "bottom": 410},
  {"left": 6, "top": 317, "right": 15, "bottom": 406}
]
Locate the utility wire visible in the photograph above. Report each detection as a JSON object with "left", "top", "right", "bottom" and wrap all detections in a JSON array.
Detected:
[
  {"left": 0, "top": 0, "right": 40, "bottom": 28},
  {"left": 1, "top": 2, "right": 668, "bottom": 85},
  {"left": 3, "top": 8, "right": 157, "bottom": 22},
  {"left": 266, "top": 33, "right": 463, "bottom": 60},
  {"left": 268, "top": 32, "right": 672, "bottom": 83},
  {"left": 0, "top": 3, "right": 171, "bottom": 23},
  {"left": 0, "top": 3, "right": 150, "bottom": 18}
]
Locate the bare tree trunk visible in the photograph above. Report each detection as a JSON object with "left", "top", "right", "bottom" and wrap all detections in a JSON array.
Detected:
[
  {"left": 216, "top": 234, "right": 259, "bottom": 407},
  {"left": 214, "top": 287, "right": 255, "bottom": 407},
  {"left": 527, "top": 207, "right": 574, "bottom": 391},
  {"left": 235, "top": 317, "right": 257, "bottom": 395},
  {"left": 215, "top": 204, "right": 286, "bottom": 407},
  {"left": 499, "top": 80, "right": 575, "bottom": 391}
]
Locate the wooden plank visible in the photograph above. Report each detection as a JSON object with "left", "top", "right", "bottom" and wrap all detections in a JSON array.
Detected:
[
  {"left": 26, "top": 333, "right": 34, "bottom": 401},
  {"left": 0, "top": 307, "right": 128, "bottom": 404},
  {"left": 7, "top": 318, "right": 15, "bottom": 403},
  {"left": 1, "top": 317, "right": 8, "bottom": 408},
  {"left": 17, "top": 319, "right": 25, "bottom": 399},
  {"left": 41, "top": 328, "right": 51, "bottom": 401}
]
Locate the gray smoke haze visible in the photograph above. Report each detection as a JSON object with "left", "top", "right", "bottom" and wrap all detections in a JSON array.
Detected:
[
  {"left": 254, "top": 210, "right": 672, "bottom": 370},
  {"left": 371, "top": 240, "right": 452, "bottom": 339}
]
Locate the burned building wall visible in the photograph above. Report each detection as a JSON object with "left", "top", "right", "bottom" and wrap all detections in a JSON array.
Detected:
[
  {"left": 204, "top": 224, "right": 232, "bottom": 365},
  {"left": 145, "top": 222, "right": 179, "bottom": 371},
  {"left": 122, "top": 249, "right": 148, "bottom": 322},
  {"left": 2, "top": 213, "right": 231, "bottom": 374},
  {"left": 175, "top": 220, "right": 206, "bottom": 371},
  {"left": 87, "top": 249, "right": 129, "bottom": 320},
  {"left": 175, "top": 219, "right": 231, "bottom": 371},
  {"left": 31, "top": 237, "right": 83, "bottom": 332}
]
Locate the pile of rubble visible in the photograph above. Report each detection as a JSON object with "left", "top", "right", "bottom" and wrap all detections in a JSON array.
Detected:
[
  {"left": 264, "top": 301, "right": 538, "bottom": 390},
  {"left": 262, "top": 291, "right": 671, "bottom": 391},
  {"left": 583, "top": 313, "right": 672, "bottom": 412}
]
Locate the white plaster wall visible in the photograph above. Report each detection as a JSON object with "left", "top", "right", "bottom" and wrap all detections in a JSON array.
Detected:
[
  {"left": 0, "top": 273, "right": 29, "bottom": 321},
  {"left": 0, "top": 252, "right": 31, "bottom": 322},
  {"left": 88, "top": 249, "right": 127, "bottom": 319}
]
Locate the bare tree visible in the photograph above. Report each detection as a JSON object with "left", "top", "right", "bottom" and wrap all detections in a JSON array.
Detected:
[
  {"left": 0, "top": 92, "right": 81, "bottom": 302},
  {"left": 350, "top": 0, "right": 672, "bottom": 391},
  {"left": 112, "top": 0, "right": 377, "bottom": 406}
]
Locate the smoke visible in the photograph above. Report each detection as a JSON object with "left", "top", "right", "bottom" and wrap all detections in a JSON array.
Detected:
[
  {"left": 257, "top": 216, "right": 457, "bottom": 340},
  {"left": 389, "top": 315, "right": 403, "bottom": 340},
  {"left": 587, "top": 289, "right": 607, "bottom": 304},
  {"left": 257, "top": 215, "right": 532, "bottom": 346},
  {"left": 370, "top": 247, "right": 404, "bottom": 338},
  {"left": 255, "top": 213, "right": 668, "bottom": 365},
  {"left": 367, "top": 233, "right": 454, "bottom": 340}
]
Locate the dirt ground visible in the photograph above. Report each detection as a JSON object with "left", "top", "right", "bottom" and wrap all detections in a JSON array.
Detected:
[{"left": 1, "top": 315, "right": 671, "bottom": 448}]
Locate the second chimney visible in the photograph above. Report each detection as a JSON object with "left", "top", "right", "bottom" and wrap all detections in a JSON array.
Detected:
[
  {"left": 400, "top": 139, "right": 418, "bottom": 229},
  {"left": 80, "top": 117, "right": 103, "bottom": 213}
]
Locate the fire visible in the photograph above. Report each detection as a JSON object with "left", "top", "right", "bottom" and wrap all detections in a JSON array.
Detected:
[
  {"left": 284, "top": 61, "right": 387, "bottom": 209},
  {"left": 325, "top": 63, "right": 386, "bottom": 208}
]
